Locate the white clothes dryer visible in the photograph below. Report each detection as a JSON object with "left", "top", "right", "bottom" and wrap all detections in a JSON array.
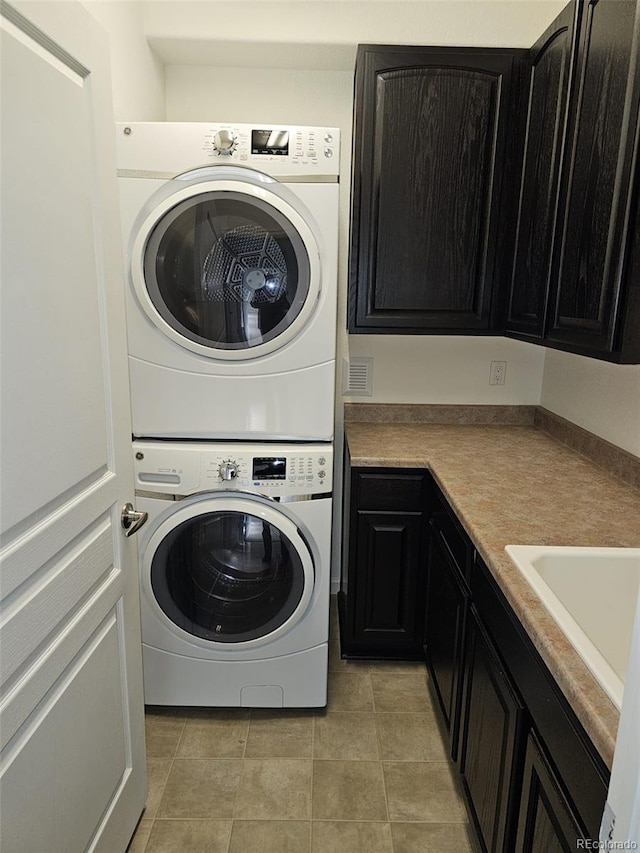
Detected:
[
  {"left": 117, "top": 123, "right": 340, "bottom": 441},
  {"left": 133, "top": 440, "right": 332, "bottom": 707}
]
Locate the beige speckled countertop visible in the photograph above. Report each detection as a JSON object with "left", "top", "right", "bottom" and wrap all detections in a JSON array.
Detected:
[{"left": 346, "top": 422, "right": 640, "bottom": 770}]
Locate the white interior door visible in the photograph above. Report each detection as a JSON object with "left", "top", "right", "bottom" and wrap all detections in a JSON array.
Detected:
[{"left": 0, "top": 2, "right": 146, "bottom": 851}]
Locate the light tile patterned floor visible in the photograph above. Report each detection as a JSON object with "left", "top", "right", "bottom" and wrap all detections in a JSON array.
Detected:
[{"left": 126, "top": 598, "right": 474, "bottom": 853}]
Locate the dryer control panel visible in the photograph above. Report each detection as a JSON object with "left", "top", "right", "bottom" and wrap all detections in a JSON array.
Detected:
[
  {"left": 133, "top": 441, "right": 333, "bottom": 497},
  {"left": 116, "top": 122, "right": 340, "bottom": 178}
]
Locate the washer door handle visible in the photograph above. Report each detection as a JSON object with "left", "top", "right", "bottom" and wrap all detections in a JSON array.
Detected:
[{"left": 121, "top": 502, "right": 148, "bottom": 537}]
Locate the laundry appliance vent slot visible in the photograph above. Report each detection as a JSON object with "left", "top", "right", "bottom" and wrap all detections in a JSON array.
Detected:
[{"left": 343, "top": 358, "right": 373, "bottom": 396}]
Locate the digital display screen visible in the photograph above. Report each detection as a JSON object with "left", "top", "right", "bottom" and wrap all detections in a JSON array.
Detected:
[
  {"left": 251, "top": 129, "right": 289, "bottom": 156},
  {"left": 253, "top": 457, "right": 287, "bottom": 480}
]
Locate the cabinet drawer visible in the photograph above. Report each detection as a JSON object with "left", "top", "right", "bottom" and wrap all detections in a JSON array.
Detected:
[{"left": 355, "top": 471, "right": 428, "bottom": 511}]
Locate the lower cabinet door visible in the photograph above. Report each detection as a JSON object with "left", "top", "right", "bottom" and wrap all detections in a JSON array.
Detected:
[
  {"left": 423, "top": 523, "right": 469, "bottom": 759},
  {"left": 460, "top": 607, "right": 527, "bottom": 852},
  {"left": 350, "top": 509, "right": 426, "bottom": 656},
  {"left": 515, "top": 730, "right": 586, "bottom": 853}
]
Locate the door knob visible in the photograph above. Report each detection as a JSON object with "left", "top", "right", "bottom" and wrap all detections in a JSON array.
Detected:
[{"left": 121, "top": 502, "right": 148, "bottom": 537}]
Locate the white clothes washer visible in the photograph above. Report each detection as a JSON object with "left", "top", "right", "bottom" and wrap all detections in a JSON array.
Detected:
[
  {"left": 133, "top": 440, "right": 332, "bottom": 707},
  {"left": 117, "top": 123, "right": 340, "bottom": 441}
]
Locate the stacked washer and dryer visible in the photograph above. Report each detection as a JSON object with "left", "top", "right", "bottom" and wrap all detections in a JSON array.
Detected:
[{"left": 117, "top": 123, "right": 340, "bottom": 707}]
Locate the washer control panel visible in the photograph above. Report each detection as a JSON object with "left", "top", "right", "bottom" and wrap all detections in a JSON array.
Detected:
[
  {"left": 133, "top": 441, "right": 333, "bottom": 497},
  {"left": 201, "top": 124, "right": 339, "bottom": 169},
  {"left": 116, "top": 122, "right": 340, "bottom": 178}
]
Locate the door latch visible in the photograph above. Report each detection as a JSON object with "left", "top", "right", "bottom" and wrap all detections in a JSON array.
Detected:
[{"left": 121, "top": 502, "right": 148, "bottom": 537}]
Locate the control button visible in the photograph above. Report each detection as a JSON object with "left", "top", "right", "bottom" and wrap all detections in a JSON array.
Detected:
[
  {"left": 324, "top": 148, "right": 333, "bottom": 158},
  {"left": 318, "top": 456, "right": 326, "bottom": 466},
  {"left": 324, "top": 133, "right": 333, "bottom": 143},
  {"left": 297, "top": 474, "right": 305, "bottom": 481},
  {"left": 306, "top": 475, "right": 314, "bottom": 481},
  {"left": 318, "top": 470, "right": 326, "bottom": 479},
  {"left": 307, "top": 150, "right": 316, "bottom": 158}
]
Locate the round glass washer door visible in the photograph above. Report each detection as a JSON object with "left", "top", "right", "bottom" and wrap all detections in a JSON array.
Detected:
[
  {"left": 142, "top": 495, "right": 315, "bottom": 648},
  {"left": 130, "top": 178, "right": 322, "bottom": 361}
]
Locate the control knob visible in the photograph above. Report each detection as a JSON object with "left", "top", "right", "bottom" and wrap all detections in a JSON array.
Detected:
[
  {"left": 213, "top": 129, "right": 236, "bottom": 154},
  {"left": 219, "top": 460, "right": 239, "bottom": 481}
]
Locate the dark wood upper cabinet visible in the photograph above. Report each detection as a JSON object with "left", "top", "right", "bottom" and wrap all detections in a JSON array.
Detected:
[
  {"left": 350, "top": 2, "right": 640, "bottom": 362},
  {"left": 547, "top": 0, "right": 640, "bottom": 360},
  {"left": 349, "top": 45, "right": 524, "bottom": 333},
  {"left": 507, "top": 0, "right": 640, "bottom": 362},
  {"left": 506, "top": 2, "right": 579, "bottom": 339}
]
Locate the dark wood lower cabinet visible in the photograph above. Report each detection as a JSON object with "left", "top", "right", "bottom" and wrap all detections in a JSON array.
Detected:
[
  {"left": 515, "top": 731, "right": 585, "bottom": 852},
  {"left": 459, "top": 607, "right": 527, "bottom": 853},
  {"left": 340, "top": 452, "right": 609, "bottom": 853},
  {"left": 472, "top": 557, "right": 609, "bottom": 844}
]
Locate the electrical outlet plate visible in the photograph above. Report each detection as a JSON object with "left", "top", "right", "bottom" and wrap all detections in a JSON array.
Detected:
[{"left": 489, "top": 360, "right": 507, "bottom": 386}]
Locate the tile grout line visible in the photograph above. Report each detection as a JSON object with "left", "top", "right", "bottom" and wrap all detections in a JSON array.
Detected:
[
  {"left": 225, "top": 710, "right": 253, "bottom": 853},
  {"left": 141, "top": 710, "right": 189, "bottom": 852},
  {"left": 310, "top": 702, "right": 318, "bottom": 852},
  {"left": 228, "top": 712, "right": 251, "bottom": 851}
]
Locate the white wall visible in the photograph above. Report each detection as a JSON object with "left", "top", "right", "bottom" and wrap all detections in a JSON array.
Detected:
[
  {"left": 540, "top": 351, "right": 640, "bottom": 457},
  {"left": 346, "top": 336, "right": 545, "bottom": 403},
  {"left": 83, "top": 1, "right": 165, "bottom": 121}
]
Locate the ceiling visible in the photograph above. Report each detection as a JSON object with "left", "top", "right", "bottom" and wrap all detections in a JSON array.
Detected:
[{"left": 143, "top": 0, "right": 567, "bottom": 70}]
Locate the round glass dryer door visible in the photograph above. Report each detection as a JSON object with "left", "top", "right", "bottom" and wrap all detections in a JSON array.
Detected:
[
  {"left": 131, "top": 179, "right": 321, "bottom": 360},
  {"left": 146, "top": 497, "right": 314, "bottom": 646}
]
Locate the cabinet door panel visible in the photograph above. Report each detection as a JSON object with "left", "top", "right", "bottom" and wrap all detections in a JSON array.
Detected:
[
  {"left": 507, "top": 3, "right": 577, "bottom": 337},
  {"left": 374, "top": 68, "right": 493, "bottom": 314},
  {"left": 549, "top": 0, "right": 638, "bottom": 350},
  {"left": 460, "top": 608, "right": 526, "bottom": 852},
  {"left": 424, "top": 526, "right": 468, "bottom": 757},
  {"left": 350, "top": 46, "right": 521, "bottom": 333},
  {"left": 340, "top": 464, "right": 429, "bottom": 659},
  {"left": 354, "top": 511, "right": 424, "bottom": 648},
  {"left": 515, "top": 731, "right": 585, "bottom": 852}
]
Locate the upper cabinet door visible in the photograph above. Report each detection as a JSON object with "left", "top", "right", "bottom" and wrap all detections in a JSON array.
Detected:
[
  {"left": 349, "top": 46, "right": 523, "bottom": 333},
  {"left": 506, "top": 2, "right": 579, "bottom": 339},
  {"left": 547, "top": 0, "right": 640, "bottom": 358}
]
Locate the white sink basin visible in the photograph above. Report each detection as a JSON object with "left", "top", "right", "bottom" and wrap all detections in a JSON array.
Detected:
[{"left": 505, "top": 545, "right": 640, "bottom": 711}]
